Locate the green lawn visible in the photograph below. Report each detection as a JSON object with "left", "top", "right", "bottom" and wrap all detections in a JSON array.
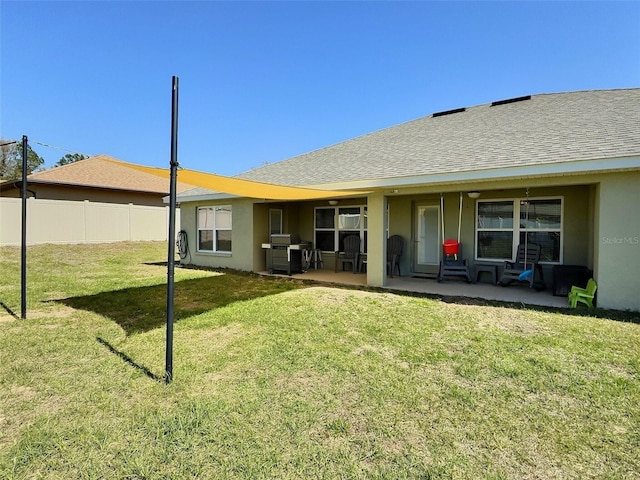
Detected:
[{"left": 1, "top": 242, "right": 639, "bottom": 479}]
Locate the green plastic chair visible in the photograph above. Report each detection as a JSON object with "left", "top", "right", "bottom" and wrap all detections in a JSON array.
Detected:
[{"left": 568, "top": 278, "right": 597, "bottom": 308}]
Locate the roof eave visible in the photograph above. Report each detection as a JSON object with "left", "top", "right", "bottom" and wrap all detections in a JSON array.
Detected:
[
  {"left": 304, "top": 156, "right": 640, "bottom": 191},
  {"left": 174, "top": 155, "right": 640, "bottom": 203},
  {"left": 170, "top": 192, "right": 240, "bottom": 204},
  {"left": 20, "top": 179, "right": 171, "bottom": 196}
]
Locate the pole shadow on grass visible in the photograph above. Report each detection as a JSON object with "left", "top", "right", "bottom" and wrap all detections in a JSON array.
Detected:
[
  {"left": 96, "top": 337, "right": 162, "bottom": 382},
  {"left": 0, "top": 301, "right": 19, "bottom": 320},
  {"left": 56, "top": 273, "right": 304, "bottom": 335}
]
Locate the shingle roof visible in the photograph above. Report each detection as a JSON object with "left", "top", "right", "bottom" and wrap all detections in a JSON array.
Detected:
[
  {"left": 237, "top": 89, "right": 640, "bottom": 187},
  {"left": 23, "top": 154, "right": 197, "bottom": 194}
]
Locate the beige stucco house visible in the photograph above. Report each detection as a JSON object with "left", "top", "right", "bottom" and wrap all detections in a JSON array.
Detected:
[
  {"left": 176, "top": 89, "right": 640, "bottom": 311},
  {"left": 0, "top": 154, "right": 197, "bottom": 206}
]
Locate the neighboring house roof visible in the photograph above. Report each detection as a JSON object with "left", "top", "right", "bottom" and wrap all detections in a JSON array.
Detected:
[
  {"left": 3, "top": 154, "right": 197, "bottom": 194},
  {"left": 235, "top": 89, "right": 640, "bottom": 189}
]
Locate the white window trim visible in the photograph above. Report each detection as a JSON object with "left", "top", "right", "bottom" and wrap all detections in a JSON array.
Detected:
[
  {"left": 475, "top": 196, "right": 563, "bottom": 264},
  {"left": 197, "top": 205, "right": 232, "bottom": 254},
  {"left": 314, "top": 205, "right": 368, "bottom": 252}
]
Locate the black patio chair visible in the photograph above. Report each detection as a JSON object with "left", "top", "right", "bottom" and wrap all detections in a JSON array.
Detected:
[
  {"left": 387, "top": 235, "right": 404, "bottom": 277},
  {"left": 335, "top": 235, "right": 361, "bottom": 274},
  {"left": 499, "top": 243, "right": 546, "bottom": 290},
  {"left": 438, "top": 244, "right": 472, "bottom": 283}
]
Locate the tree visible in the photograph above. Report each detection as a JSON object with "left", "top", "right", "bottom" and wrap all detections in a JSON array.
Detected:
[
  {"left": 54, "top": 153, "right": 87, "bottom": 167},
  {"left": 0, "top": 139, "right": 44, "bottom": 181}
]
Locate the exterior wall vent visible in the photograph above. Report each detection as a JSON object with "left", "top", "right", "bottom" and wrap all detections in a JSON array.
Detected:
[
  {"left": 432, "top": 107, "right": 466, "bottom": 118},
  {"left": 491, "top": 95, "right": 532, "bottom": 107}
]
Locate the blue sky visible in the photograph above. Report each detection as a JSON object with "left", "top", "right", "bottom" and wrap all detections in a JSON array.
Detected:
[{"left": 1, "top": 1, "right": 639, "bottom": 176}]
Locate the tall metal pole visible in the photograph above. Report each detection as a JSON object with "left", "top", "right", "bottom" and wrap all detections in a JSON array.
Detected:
[
  {"left": 165, "top": 76, "right": 179, "bottom": 384},
  {"left": 21, "top": 135, "right": 28, "bottom": 319}
]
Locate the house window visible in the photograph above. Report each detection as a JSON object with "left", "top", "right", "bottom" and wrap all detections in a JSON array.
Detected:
[
  {"left": 197, "top": 206, "right": 232, "bottom": 253},
  {"left": 477, "top": 201, "right": 514, "bottom": 260},
  {"left": 476, "top": 198, "right": 562, "bottom": 262},
  {"left": 269, "top": 208, "right": 283, "bottom": 236},
  {"left": 520, "top": 199, "right": 562, "bottom": 262},
  {"left": 315, "top": 206, "right": 367, "bottom": 252}
]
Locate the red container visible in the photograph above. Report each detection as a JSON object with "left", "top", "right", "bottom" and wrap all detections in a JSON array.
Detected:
[{"left": 443, "top": 239, "right": 460, "bottom": 255}]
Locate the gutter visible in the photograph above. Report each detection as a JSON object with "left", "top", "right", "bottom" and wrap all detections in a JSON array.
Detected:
[
  {"left": 305, "top": 156, "right": 640, "bottom": 191},
  {"left": 172, "top": 155, "right": 640, "bottom": 203}
]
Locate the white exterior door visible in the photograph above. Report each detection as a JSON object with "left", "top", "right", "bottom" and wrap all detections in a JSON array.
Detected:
[{"left": 413, "top": 204, "right": 440, "bottom": 275}]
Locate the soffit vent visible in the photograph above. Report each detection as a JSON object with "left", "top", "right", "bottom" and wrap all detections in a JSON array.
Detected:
[
  {"left": 491, "top": 95, "right": 532, "bottom": 107},
  {"left": 432, "top": 107, "right": 466, "bottom": 118}
]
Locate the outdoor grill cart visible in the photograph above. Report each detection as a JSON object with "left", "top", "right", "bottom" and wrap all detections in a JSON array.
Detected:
[{"left": 262, "top": 234, "right": 310, "bottom": 275}]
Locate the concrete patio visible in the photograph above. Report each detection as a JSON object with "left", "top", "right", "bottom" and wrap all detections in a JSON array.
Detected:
[{"left": 259, "top": 268, "right": 571, "bottom": 309}]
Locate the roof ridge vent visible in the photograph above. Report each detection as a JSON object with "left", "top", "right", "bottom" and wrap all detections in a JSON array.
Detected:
[
  {"left": 491, "top": 95, "right": 531, "bottom": 107},
  {"left": 432, "top": 107, "right": 466, "bottom": 118}
]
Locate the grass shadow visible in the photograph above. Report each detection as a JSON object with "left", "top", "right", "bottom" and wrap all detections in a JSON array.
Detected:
[
  {"left": 0, "top": 301, "right": 20, "bottom": 320},
  {"left": 57, "top": 272, "right": 305, "bottom": 335},
  {"left": 96, "top": 337, "right": 163, "bottom": 382},
  {"left": 382, "top": 288, "right": 640, "bottom": 324},
  {"left": 54, "top": 261, "right": 639, "bottom": 335}
]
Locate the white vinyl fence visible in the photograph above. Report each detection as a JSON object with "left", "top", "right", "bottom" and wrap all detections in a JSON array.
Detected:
[{"left": 0, "top": 198, "right": 180, "bottom": 246}]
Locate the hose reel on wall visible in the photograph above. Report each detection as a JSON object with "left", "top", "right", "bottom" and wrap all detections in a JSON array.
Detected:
[{"left": 177, "top": 229, "right": 190, "bottom": 264}]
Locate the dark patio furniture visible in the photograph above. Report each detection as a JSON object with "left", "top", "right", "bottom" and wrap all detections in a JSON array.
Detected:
[
  {"left": 475, "top": 264, "right": 498, "bottom": 285},
  {"left": 335, "top": 235, "right": 361, "bottom": 274},
  {"left": 387, "top": 235, "right": 404, "bottom": 277},
  {"left": 499, "top": 243, "right": 546, "bottom": 290},
  {"left": 438, "top": 244, "right": 472, "bottom": 283}
]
